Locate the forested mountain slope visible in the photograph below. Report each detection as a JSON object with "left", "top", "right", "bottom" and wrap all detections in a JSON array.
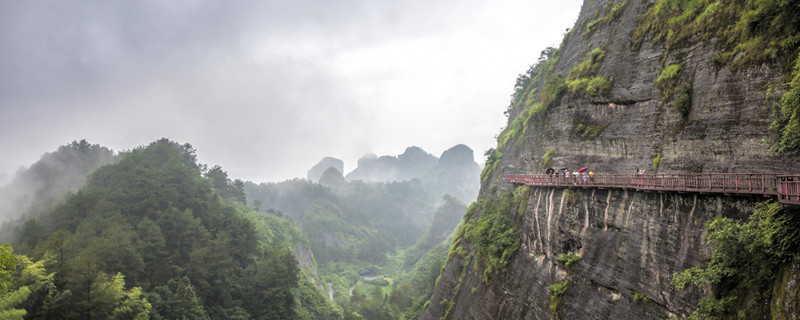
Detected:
[
  {"left": 0, "top": 140, "right": 116, "bottom": 234},
  {"left": 1, "top": 139, "right": 338, "bottom": 319},
  {"left": 245, "top": 158, "right": 476, "bottom": 319},
  {"left": 423, "top": 0, "right": 800, "bottom": 319}
]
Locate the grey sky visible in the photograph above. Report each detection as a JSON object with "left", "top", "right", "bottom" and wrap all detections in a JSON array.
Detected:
[{"left": 0, "top": 0, "right": 582, "bottom": 183}]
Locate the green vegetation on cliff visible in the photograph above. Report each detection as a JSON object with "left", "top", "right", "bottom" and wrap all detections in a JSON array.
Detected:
[
  {"left": 430, "top": 186, "right": 529, "bottom": 318},
  {"left": 585, "top": 1, "right": 629, "bottom": 36},
  {"left": 541, "top": 149, "right": 554, "bottom": 169},
  {"left": 771, "top": 53, "right": 800, "bottom": 154},
  {"left": 632, "top": 0, "right": 800, "bottom": 153},
  {"left": 557, "top": 254, "right": 582, "bottom": 269},
  {"left": 501, "top": 47, "right": 565, "bottom": 153},
  {"left": 566, "top": 45, "right": 612, "bottom": 97},
  {"left": 567, "top": 46, "right": 611, "bottom": 96},
  {"left": 655, "top": 62, "right": 693, "bottom": 118},
  {"left": 510, "top": 47, "right": 560, "bottom": 110},
  {"left": 673, "top": 83, "right": 693, "bottom": 118},
  {"left": 548, "top": 279, "right": 569, "bottom": 315},
  {"left": 632, "top": 0, "right": 800, "bottom": 70},
  {"left": 480, "top": 148, "right": 503, "bottom": 183},
  {"left": 572, "top": 116, "right": 608, "bottom": 140},
  {"left": 673, "top": 201, "right": 800, "bottom": 318},
  {"left": 459, "top": 186, "right": 529, "bottom": 283},
  {"left": 656, "top": 63, "right": 683, "bottom": 99}
]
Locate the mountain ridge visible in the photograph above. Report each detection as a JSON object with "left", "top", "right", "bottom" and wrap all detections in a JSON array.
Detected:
[{"left": 309, "top": 144, "right": 480, "bottom": 204}]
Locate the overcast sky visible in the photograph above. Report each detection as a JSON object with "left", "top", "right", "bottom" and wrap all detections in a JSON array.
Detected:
[{"left": 0, "top": 0, "right": 582, "bottom": 184}]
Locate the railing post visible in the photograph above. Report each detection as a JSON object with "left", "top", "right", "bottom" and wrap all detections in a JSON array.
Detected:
[{"left": 723, "top": 174, "right": 727, "bottom": 191}]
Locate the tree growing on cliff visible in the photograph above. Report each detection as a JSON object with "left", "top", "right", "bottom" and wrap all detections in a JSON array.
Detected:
[
  {"left": 672, "top": 201, "right": 800, "bottom": 318},
  {"left": 770, "top": 51, "right": 800, "bottom": 155}
]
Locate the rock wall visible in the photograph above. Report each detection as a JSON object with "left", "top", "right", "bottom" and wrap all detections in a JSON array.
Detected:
[
  {"left": 772, "top": 260, "right": 800, "bottom": 319},
  {"left": 422, "top": 188, "right": 762, "bottom": 319},
  {"left": 421, "top": 0, "right": 800, "bottom": 318},
  {"left": 506, "top": 0, "right": 799, "bottom": 176}
]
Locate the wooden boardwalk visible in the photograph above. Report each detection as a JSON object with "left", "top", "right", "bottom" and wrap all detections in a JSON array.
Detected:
[{"left": 504, "top": 173, "right": 800, "bottom": 205}]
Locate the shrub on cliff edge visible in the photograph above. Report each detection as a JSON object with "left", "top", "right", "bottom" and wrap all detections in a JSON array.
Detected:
[
  {"left": 462, "top": 187, "right": 527, "bottom": 283},
  {"left": 672, "top": 201, "right": 800, "bottom": 318}
]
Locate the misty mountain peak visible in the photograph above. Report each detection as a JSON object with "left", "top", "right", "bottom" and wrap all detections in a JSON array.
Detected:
[
  {"left": 318, "top": 166, "right": 346, "bottom": 187},
  {"left": 341, "top": 145, "right": 480, "bottom": 203},
  {"left": 357, "top": 153, "right": 378, "bottom": 167},
  {"left": 399, "top": 146, "right": 435, "bottom": 162},
  {"left": 307, "top": 157, "right": 344, "bottom": 183},
  {"left": 438, "top": 144, "right": 474, "bottom": 165}
]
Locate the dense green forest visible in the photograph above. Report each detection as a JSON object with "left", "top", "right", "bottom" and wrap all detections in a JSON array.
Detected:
[
  {"left": 0, "top": 139, "right": 338, "bottom": 319},
  {"left": 0, "top": 139, "right": 471, "bottom": 319}
]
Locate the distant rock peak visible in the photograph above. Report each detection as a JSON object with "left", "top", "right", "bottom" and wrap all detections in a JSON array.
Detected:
[
  {"left": 439, "top": 144, "right": 475, "bottom": 165},
  {"left": 307, "top": 157, "right": 344, "bottom": 183}
]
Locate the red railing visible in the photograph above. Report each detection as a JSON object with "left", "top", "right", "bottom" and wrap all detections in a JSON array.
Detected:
[
  {"left": 777, "top": 175, "right": 800, "bottom": 205},
  {"left": 504, "top": 173, "right": 800, "bottom": 205}
]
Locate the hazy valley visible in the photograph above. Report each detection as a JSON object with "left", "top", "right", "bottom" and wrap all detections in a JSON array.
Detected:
[{"left": 4, "top": 0, "right": 800, "bottom": 319}]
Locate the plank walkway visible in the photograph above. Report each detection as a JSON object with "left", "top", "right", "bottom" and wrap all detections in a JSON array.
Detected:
[{"left": 504, "top": 173, "right": 800, "bottom": 205}]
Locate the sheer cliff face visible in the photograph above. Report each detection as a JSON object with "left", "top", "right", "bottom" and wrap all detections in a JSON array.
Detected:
[
  {"left": 422, "top": 0, "right": 800, "bottom": 319},
  {"left": 504, "top": 0, "right": 798, "bottom": 176},
  {"left": 424, "top": 189, "right": 755, "bottom": 319}
]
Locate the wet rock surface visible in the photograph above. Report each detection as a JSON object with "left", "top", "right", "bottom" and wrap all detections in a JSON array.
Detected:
[{"left": 423, "top": 188, "right": 760, "bottom": 319}]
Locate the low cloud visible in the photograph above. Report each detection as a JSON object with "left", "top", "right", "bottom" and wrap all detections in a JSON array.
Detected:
[{"left": 0, "top": 0, "right": 581, "bottom": 183}]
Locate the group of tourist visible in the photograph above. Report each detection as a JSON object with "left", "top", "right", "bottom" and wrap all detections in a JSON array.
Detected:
[{"left": 545, "top": 167, "right": 595, "bottom": 184}]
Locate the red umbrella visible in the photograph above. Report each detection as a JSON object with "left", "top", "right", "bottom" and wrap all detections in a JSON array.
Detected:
[{"left": 578, "top": 167, "right": 589, "bottom": 173}]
